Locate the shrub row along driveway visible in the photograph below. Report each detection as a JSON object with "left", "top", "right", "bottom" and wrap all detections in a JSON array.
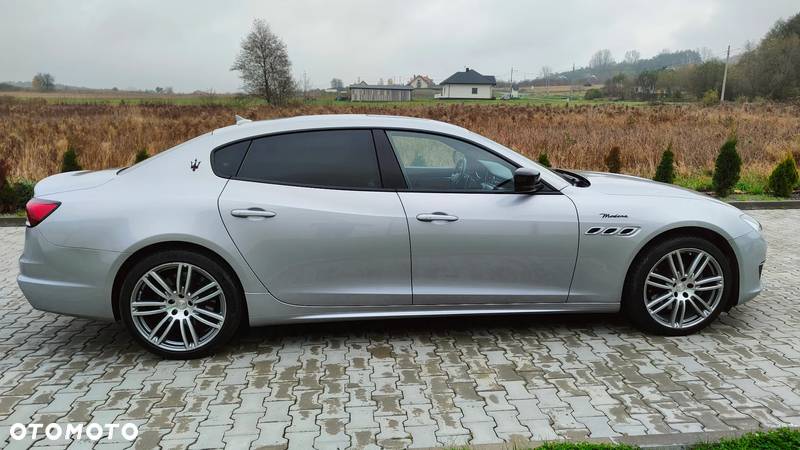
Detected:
[{"left": 1, "top": 209, "right": 799, "bottom": 449}]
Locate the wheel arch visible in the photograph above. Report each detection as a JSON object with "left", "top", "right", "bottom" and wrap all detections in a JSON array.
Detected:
[
  {"left": 111, "top": 240, "right": 249, "bottom": 322},
  {"left": 624, "top": 226, "right": 740, "bottom": 310}
]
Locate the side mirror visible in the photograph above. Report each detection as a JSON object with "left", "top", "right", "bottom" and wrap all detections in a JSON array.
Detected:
[{"left": 514, "top": 167, "right": 541, "bottom": 193}]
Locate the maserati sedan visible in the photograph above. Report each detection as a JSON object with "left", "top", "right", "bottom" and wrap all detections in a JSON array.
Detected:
[{"left": 19, "top": 115, "right": 766, "bottom": 358}]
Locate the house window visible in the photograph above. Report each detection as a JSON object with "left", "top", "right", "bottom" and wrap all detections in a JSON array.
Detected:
[{"left": 471, "top": 87, "right": 478, "bottom": 94}]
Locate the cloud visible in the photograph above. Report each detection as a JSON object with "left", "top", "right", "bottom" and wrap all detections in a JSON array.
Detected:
[{"left": 0, "top": 0, "right": 796, "bottom": 91}]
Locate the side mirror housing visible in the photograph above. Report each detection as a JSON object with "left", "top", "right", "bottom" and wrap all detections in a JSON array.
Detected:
[{"left": 514, "top": 167, "right": 541, "bottom": 193}]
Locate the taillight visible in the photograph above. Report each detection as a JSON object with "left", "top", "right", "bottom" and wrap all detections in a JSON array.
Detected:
[{"left": 26, "top": 198, "right": 61, "bottom": 227}]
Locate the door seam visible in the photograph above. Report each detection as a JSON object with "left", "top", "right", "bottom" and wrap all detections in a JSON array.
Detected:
[
  {"left": 563, "top": 193, "right": 582, "bottom": 303},
  {"left": 216, "top": 179, "right": 275, "bottom": 297},
  {"left": 395, "top": 192, "right": 415, "bottom": 304}
]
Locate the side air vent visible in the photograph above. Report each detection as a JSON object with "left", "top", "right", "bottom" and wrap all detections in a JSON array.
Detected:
[{"left": 585, "top": 226, "right": 640, "bottom": 237}]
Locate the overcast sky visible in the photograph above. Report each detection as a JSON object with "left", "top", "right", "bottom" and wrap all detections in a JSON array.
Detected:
[{"left": 1, "top": 0, "right": 797, "bottom": 92}]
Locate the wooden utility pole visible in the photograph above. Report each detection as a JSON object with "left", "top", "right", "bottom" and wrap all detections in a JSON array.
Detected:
[
  {"left": 570, "top": 63, "right": 575, "bottom": 102},
  {"left": 509, "top": 67, "right": 514, "bottom": 97},
  {"left": 720, "top": 45, "right": 730, "bottom": 103}
]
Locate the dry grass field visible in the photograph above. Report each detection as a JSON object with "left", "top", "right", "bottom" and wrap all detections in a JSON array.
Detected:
[{"left": 1, "top": 97, "right": 799, "bottom": 188}]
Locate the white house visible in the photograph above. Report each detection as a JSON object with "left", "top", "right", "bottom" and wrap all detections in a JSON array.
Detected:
[
  {"left": 438, "top": 68, "right": 496, "bottom": 99},
  {"left": 407, "top": 74, "right": 435, "bottom": 89}
]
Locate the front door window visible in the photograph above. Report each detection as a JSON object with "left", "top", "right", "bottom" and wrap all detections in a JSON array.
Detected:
[{"left": 385, "top": 130, "right": 515, "bottom": 192}]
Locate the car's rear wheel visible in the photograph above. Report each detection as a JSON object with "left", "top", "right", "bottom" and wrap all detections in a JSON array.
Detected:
[
  {"left": 119, "top": 250, "right": 242, "bottom": 358},
  {"left": 623, "top": 236, "right": 733, "bottom": 335}
]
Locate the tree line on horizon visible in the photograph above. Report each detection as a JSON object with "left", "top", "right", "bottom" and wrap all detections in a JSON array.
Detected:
[
  {"left": 576, "top": 12, "right": 800, "bottom": 102},
  {"left": 6, "top": 11, "right": 799, "bottom": 104}
]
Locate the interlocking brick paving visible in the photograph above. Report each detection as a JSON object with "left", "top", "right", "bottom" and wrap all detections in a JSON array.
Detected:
[{"left": 0, "top": 209, "right": 798, "bottom": 449}]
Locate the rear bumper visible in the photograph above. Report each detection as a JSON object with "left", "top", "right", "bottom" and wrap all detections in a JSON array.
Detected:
[
  {"left": 17, "top": 227, "right": 119, "bottom": 321},
  {"left": 731, "top": 229, "right": 767, "bottom": 305}
]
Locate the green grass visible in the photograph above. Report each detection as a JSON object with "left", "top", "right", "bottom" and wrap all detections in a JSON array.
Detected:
[
  {"left": 312, "top": 95, "right": 649, "bottom": 108},
  {"left": 674, "top": 171, "right": 770, "bottom": 199},
  {"left": 536, "top": 443, "right": 636, "bottom": 449},
  {"left": 447, "top": 428, "right": 800, "bottom": 449},
  {"left": 1, "top": 93, "right": 270, "bottom": 107},
  {"left": 4, "top": 91, "right": 645, "bottom": 108},
  {"left": 51, "top": 96, "right": 269, "bottom": 107},
  {"left": 694, "top": 428, "right": 800, "bottom": 449},
  {"left": 722, "top": 193, "right": 782, "bottom": 201},
  {"left": 675, "top": 172, "right": 714, "bottom": 192},
  {"left": 447, "top": 444, "right": 635, "bottom": 450}
]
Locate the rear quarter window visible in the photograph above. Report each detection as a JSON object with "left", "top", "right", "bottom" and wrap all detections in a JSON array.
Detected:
[{"left": 211, "top": 140, "right": 251, "bottom": 178}]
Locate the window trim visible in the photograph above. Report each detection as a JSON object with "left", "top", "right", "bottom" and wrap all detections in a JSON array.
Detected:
[
  {"left": 373, "top": 130, "right": 408, "bottom": 190},
  {"left": 209, "top": 126, "right": 557, "bottom": 194}
]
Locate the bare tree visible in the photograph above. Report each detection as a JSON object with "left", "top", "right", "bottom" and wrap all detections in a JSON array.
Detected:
[
  {"left": 696, "top": 47, "right": 715, "bottom": 62},
  {"left": 589, "top": 49, "right": 615, "bottom": 68},
  {"left": 330, "top": 78, "right": 344, "bottom": 89},
  {"left": 624, "top": 50, "right": 641, "bottom": 64},
  {"left": 540, "top": 66, "right": 553, "bottom": 93},
  {"left": 231, "top": 19, "right": 295, "bottom": 104},
  {"left": 32, "top": 73, "right": 55, "bottom": 91}
]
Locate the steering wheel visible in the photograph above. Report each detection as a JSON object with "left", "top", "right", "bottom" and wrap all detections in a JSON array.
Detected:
[{"left": 451, "top": 158, "right": 467, "bottom": 187}]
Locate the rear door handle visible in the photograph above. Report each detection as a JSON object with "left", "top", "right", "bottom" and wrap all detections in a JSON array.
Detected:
[
  {"left": 231, "top": 208, "right": 277, "bottom": 218},
  {"left": 416, "top": 212, "right": 459, "bottom": 222}
]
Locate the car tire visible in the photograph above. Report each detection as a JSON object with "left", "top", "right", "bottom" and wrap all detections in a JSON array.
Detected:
[
  {"left": 119, "top": 249, "right": 243, "bottom": 358},
  {"left": 623, "top": 236, "right": 733, "bottom": 335}
]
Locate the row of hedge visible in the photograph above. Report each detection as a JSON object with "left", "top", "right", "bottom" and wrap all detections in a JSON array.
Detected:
[
  {"left": 538, "top": 137, "right": 799, "bottom": 198},
  {"left": 2, "top": 141, "right": 798, "bottom": 214}
]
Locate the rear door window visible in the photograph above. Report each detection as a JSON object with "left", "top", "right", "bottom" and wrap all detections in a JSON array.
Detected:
[{"left": 237, "top": 130, "right": 381, "bottom": 189}]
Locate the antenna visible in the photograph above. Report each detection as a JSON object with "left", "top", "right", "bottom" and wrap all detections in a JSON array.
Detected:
[{"left": 235, "top": 115, "right": 252, "bottom": 125}]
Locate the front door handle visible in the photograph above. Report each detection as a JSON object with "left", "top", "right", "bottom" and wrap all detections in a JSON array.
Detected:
[
  {"left": 416, "top": 212, "right": 459, "bottom": 222},
  {"left": 231, "top": 208, "right": 277, "bottom": 219}
]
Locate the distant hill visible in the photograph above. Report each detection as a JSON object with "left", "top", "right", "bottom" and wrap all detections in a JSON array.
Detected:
[
  {"left": 0, "top": 80, "right": 97, "bottom": 91},
  {"left": 518, "top": 50, "right": 703, "bottom": 87}
]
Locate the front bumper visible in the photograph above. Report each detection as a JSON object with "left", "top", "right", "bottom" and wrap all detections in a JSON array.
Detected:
[
  {"left": 732, "top": 229, "right": 767, "bottom": 305},
  {"left": 18, "top": 227, "right": 120, "bottom": 320}
]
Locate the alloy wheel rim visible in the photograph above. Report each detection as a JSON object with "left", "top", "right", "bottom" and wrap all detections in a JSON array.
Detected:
[
  {"left": 130, "top": 262, "right": 226, "bottom": 352},
  {"left": 643, "top": 248, "right": 724, "bottom": 330}
]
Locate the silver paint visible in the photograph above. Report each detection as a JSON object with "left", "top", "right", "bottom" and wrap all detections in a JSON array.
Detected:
[{"left": 17, "top": 115, "right": 766, "bottom": 328}]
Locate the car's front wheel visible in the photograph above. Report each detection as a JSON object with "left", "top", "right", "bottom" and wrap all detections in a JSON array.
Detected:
[
  {"left": 119, "top": 250, "right": 243, "bottom": 358},
  {"left": 623, "top": 236, "right": 733, "bottom": 335}
]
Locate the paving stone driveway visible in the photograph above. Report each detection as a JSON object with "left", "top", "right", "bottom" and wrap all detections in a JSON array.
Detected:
[{"left": 1, "top": 209, "right": 799, "bottom": 450}]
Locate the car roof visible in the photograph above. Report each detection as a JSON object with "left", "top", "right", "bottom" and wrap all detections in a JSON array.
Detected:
[
  {"left": 201, "top": 114, "right": 570, "bottom": 191},
  {"left": 210, "top": 114, "right": 469, "bottom": 141}
]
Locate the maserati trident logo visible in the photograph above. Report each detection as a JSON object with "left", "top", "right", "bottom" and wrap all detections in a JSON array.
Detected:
[
  {"left": 600, "top": 213, "right": 628, "bottom": 219},
  {"left": 190, "top": 159, "right": 201, "bottom": 172}
]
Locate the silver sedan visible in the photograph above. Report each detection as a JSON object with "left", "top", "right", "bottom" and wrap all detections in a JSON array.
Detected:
[{"left": 18, "top": 115, "right": 767, "bottom": 358}]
